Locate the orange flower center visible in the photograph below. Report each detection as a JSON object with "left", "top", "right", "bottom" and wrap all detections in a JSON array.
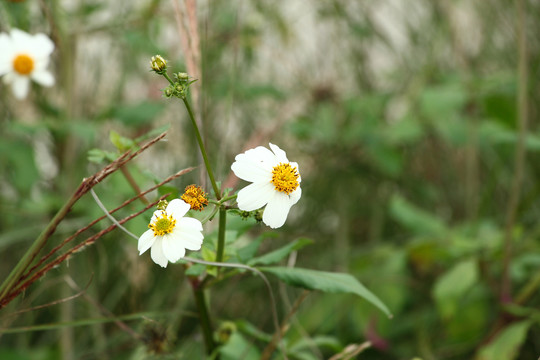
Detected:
[
  {"left": 13, "top": 54, "right": 34, "bottom": 75},
  {"left": 271, "top": 163, "right": 299, "bottom": 194}
]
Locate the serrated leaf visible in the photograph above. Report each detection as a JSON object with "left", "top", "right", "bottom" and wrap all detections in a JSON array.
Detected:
[
  {"left": 248, "top": 238, "right": 313, "bottom": 266},
  {"left": 476, "top": 320, "right": 532, "bottom": 360},
  {"left": 260, "top": 267, "right": 392, "bottom": 318}
]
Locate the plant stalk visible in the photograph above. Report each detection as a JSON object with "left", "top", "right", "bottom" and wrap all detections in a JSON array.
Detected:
[
  {"left": 191, "top": 282, "right": 216, "bottom": 355},
  {"left": 216, "top": 208, "right": 227, "bottom": 264},
  {"left": 501, "top": 0, "right": 528, "bottom": 303},
  {"left": 182, "top": 98, "right": 221, "bottom": 200}
]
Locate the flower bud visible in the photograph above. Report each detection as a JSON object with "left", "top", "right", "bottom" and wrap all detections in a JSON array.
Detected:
[
  {"left": 175, "top": 72, "right": 189, "bottom": 82},
  {"left": 150, "top": 55, "right": 167, "bottom": 73}
]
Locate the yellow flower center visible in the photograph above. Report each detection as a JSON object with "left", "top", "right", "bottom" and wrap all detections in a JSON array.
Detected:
[
  {"left": 181, "top": 184, "right": 208, "bottom": 211},
  {"left": 13, "top": 54, "right": 34, "bottom": 75},
  {"left": 271, "top": 163, "right": 299, "bottom": 194},
  {"left": 149, "top": 212, "right": 176, "bottom": 236}
]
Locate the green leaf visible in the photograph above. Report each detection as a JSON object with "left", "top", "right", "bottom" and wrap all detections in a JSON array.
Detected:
[
  {"left": 109, "top": 130, "right": 136, "bottom": 152},
  {"left": 248, "top": 238, "right": 313, "bottom": 266},
  {"left": 113, "top": 101, "right": 165, "bottom": 126},
  {"left": 219, "top": 332, "right": 261, "bottom": 360},
  {"left": 260, "top": 267, "right": 392, "bottom": 318},
  {"left": 390, "top": 195, "right": 447, "bottom": 237},
  {"left": 236, "top": 237, "right": 265, "bottom": 264},
  {"left": 433, "top": 259, "right": 479, "bottom": 319},
  {"left": 476, "top": 320, "right": 532, "bottom": 360}
]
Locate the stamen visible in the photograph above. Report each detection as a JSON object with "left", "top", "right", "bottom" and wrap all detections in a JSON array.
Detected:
[
  {"left": 181, "top": 185, "right": 208, "bottom": 211},
  {"left": 271, "top": 163, "right": 299, "bottom": 195}
]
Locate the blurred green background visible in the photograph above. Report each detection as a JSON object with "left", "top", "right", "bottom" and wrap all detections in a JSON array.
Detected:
[{"left": 1, "top": 0, "right": 539, "bottom": 359}]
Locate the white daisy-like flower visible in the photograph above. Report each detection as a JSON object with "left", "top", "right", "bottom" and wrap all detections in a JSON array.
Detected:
[
  {"left": 138, "top": 199, "right": 204, "bottom": 268},
  {"left": 0, "top": 29, "right": 55, "bottom": 99},
  {"left": 231, "top": 143, "right": 302, "bottom": 228}
]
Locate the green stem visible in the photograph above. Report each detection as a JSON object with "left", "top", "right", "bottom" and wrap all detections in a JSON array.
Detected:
[
  {"left": 216, "top": 208, "right": 226, "bottom": 264},
  {"left": 182, "top": 98, "right": 221, "bottom": 200},
  {"left": 191, "top": 284, "right": 216, "bottom": 355}
]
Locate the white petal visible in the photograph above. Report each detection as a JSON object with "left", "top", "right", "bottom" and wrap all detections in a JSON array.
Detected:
[
  {"left": 167, "top": 199, "right": 190, "bottom": 219},
  {"left": 138, "top": 229, "right": 156, "bottom": 254},
  {"left": 269, "top": 143, "right": 289, "bottom": 163},
  {"left": 262, "top": 191, "right": 295, "bottom": 228},
  {"left": 11, "top": 76, "right": 30, "bottom": 99},
  {"left": 162, "top": 234, "right": 186, "bottom": 263},
  {"left": 237, "top": 181, "right": 275, "bottom": 211},
  {"left": 174, "top": 227, "right": 203, "bottom": 251},
  {"left": 177, "top": 217, "right": 203, "bottom": 232},
  {"left": 231, "top": 155, "right": 272, "bottom": 183},
  {"left": 243, "top": 146, "right": 278, "bottom": 166},
  {"left": 31, "top": 33, "right": 54, "bottom": 57},
  {"left": 150, "top": 238, "right": 168, "bottom": 267},
  {"left": 10, "top": 29, "right": 33, "bottom": 50},
  {"left": 31, "top": 70, "right": 54, "bottom": 87},
  {"left": 289, "top": 186, "right": 302, "bottom": 205}
]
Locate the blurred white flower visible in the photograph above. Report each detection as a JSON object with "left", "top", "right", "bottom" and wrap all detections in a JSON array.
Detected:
[
  {"left": 138, "top": 199, "right": 204, "bottom": 268},
  {"left": 231, "top": 143, "right": 302, "bottom": 228},
  {"left": 0, "top": 29, "right": 55, "bottom": 99}
]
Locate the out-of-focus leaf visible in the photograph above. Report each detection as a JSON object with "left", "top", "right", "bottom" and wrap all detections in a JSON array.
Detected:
[
  {"left": 384, "top": 116, "right": 425, "bottom": 145},
  {"left": 3, "top": 141, "right": 39, "bottom": 193},
  {"left": 87, "top": 148, "right": 117, "bottom": 164},
  {"left": 113, "top": 101, "right": 164, "bottom": 126},
  {"left": 420, "top": 83, "right": 466, "bottom": 119},
  {"left": 260, "top": 267, "right": 392, "bottom": 318},
  {"left": 433, "top": 259, "right": 478, "bottom": 319},
  {"left": 390, "top": 195, "right": 447, "bottom": 237},
  {"left": 248, "top": 238, "right": 313, "bottom": 266},
  {"left": 219, "top": 332, "right": 261, "bottom": 360},
  {"left": 476, "top": 320, "right": 532, "bottom": 360},
  {"left": 478, "top": 121, "right": 540, "bottom": 151},
  {"left": 288, "top": 335, "right": 342, "bottom": 353},
  {"left": 109, "top": 130, "right": 136, "bottom": 152}
]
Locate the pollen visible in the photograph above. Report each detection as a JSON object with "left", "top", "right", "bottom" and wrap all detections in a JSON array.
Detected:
[
  {"left": 271, "top": 163, "right": 299, "bottom": 195},
  {"left": 13, "top": 54, "right": 34, "bottom": 75},
  {"left": 181, "top": 184, "right": 208, "bottom": 211},
  {"left": 149, "top": 212, "right": 176, "bottom": 236}
]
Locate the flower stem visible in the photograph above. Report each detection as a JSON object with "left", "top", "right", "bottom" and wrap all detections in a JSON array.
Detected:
[
  {"left": 181, "top": 98, "right": 221, "bottom": 200},
  {"left": 191, "top": 281, "right": 216, "bottom": 355},
  {"left": 216, "top": 207, "right": 227, "bottom": 264},
  {"left": 120, "top": 165, "right": 149, "bottom": 205}
]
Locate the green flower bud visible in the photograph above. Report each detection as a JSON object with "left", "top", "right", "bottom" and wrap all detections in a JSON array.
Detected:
[{"left": 150, "top": 55, "right": 167, "bottom": 73}]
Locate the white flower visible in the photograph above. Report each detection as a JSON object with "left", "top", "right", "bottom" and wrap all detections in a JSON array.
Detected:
[
  {"left": 231, "top": 143, "right": 302, "bottom": 228},
  {"left": 138, "top": 199, "right": 204, "bottom": 268},
  {"left": 0, "top": 29, "right": 55, "bottom": 99}
]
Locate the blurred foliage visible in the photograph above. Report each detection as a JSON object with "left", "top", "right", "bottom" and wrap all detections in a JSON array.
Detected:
[{"left": 1, "top": 0, "right": 540, "bottom": 359}]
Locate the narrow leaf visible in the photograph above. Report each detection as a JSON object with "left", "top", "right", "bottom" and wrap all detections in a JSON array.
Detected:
[{"left": 260, "top": 267, "right": 392, "bottom": 318}]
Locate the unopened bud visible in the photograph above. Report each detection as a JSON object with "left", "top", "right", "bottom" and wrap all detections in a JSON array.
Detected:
[{"left": 150, "top": 55, "right": 167, "bottom": 73}]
